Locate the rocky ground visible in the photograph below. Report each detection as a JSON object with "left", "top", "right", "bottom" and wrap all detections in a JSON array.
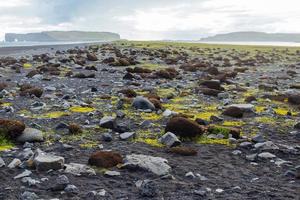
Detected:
[{"left": 0, "top": 41, "right": 299, "bottom": 200}]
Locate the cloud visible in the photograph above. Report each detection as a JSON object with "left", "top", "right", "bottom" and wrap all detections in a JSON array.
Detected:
[
  {"left": 117, "top": 0, "right": 300, "bottom": 40},
  {"left": 0, "top": 0, "right": 299, "bottom": 41}
]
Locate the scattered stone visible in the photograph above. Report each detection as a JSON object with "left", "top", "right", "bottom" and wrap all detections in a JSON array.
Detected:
[
  {"left": 246, "top": 154, "right": 257, "bottom": 161},
  {"left": 52, "top": 175, "right": 69, "bottom": 191},
  {"left": 20, "top": 191, "right": 38, "bottom": 200},
  {"left": 258, "top": 152, "right": 276, "bottom": 159},
  {"left": 64, "top": 184, "right": 79, "bottom": 194},
  {"left": 185, "top": 171, "right": 195, "bottom": 178},
  {"left": 8, "top": 158, "right": 21, "bottom": 169},
  {"left": 254, "top": 141, "right": 279, "bottom": 151},
  {"left": 99, "top": 116, "right": 116, "bottom": 129},
  {"left": 232, "top": 150, "right": 242, "bottom": 155},
  {"left": 136, "top": 179, "right": 158, "bottom": 197},
  {"left": 239, "top": 142, "right": 253, "bottom": 148},
  {"left": 159, "top": 132, "right": 181, "bottom": 147},
  {"left": 104, "top": 170, "right": 121, "bottom": 176},
  {"left": 123, "top": 154, "right": 171, "bottom": 176},
  {"left": 0, "top": 157, "right": 5, "bottom": 167},
  {"left": 102, "top": 132, "right": 113, "bottom": 142},
  {"left": 252, "top": 134, "right": 266, "bottom": 143},
  {"left": 194, "top": 189, "right": 207, "bottom": 196},
  {"left": 21, "top": 177, "right": 40, "bottom": 186},
  {"left": 119, "top": 132, "right": 135, "bottom": 140}
]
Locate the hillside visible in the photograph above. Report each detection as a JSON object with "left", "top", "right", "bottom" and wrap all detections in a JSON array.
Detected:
[
  {"left": 201, "top": 32, "right": 300, "bottom": 42},
  {"left": 5, "top": 31, "right": 121, "bottom": 42}
]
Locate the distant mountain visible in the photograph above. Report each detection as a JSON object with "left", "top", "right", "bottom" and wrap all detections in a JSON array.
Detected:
[
  {"left": 200, "top": 32, "right": 300, "bottom": 43},
  {"left": 5, "top": 31, "right": 120, "bottom": 42}
]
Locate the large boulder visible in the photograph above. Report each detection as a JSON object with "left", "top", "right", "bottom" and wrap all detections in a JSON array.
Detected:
[
  {"left": 88, "top": 151, "right": 123, "bottom": 168},
  {"left": 165, "top": 117, "right": 205, "bottom": 138},
  {"left": 223, "top": 104, "right": 254, "bottom": 118},
  {"left": 123, "top": 154, "right": 171, "bottom": 176},
  {"left": 16, "top": 128, "right": 44, "bottom": 143},
  {"left": 200, "top": 80, "right": 223, "bottom": 91},
  {"left": 0, "top": 119, "right": 25, "bottom": 139},
  {"left": 32, "top": 149, "right": 64, "bottom": 171}
]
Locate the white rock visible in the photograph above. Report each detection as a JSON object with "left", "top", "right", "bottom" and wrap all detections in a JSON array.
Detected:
[
  {"left": 8, "top": 158, "right": 21, "bottom": 169},
  {"left": 64, "top": 163, "right": 96, "bottom": 176},
  {"left": 258, "top": 152, "right": 276, "bottom": 159},
  {"left": 123, "top": 154, "right": 171, "bottom": 176},
  {"left": 14, "top": 170, "right": 32, "bottom": 179},
  {"left": 104, "top": 170, "right": 121, "bottom": 176}
]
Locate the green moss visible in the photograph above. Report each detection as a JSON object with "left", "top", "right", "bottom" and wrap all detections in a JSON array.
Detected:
[
  {"left": 0, "top": 134, "right": 14, "bottom": 151},
  {"left": 197, "top": 136, "right": 230, "bottom": 145},
  {"left": 208, "top": 126, "right": 231, "bottom": 138}
]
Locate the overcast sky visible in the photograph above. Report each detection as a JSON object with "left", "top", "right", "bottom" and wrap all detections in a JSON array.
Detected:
[{"left": 0, "top": 0, "right": 299, "bottom": 41}]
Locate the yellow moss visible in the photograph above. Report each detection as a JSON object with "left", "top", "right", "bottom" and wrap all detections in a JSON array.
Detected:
[
  {"left": 69, "top": 106, "right": 95, "bottom": 113},
  {"left": 194, "top": 111, "right": 219, "bottom": 120},
  {"left": 157, "top": 88, "right": 176, "bottom": 99},
  {"left": 242, "top": 88, "right": 259, "bottom": 97},
  {"left": 255, "top": 106, "right": 266, "bottom": 113},
  {"left": 38, "top": 111, "right": 70, "bottom": 119},
  {"left": 140, "top": 112, "right": 162, "bottom": 121},
  {"left": 0, "top": 102, "right": 12, "bottom": 107},
  {"left": 79, "top": 141, "right": 98, "bottom": 148},
  {"left": 273, "top": 108, "right": 297, "bottom": 116},
  {"left": 135, "top": 138, "right": 164, "bottom": 147},
  {"left": 0, "top": 145, "right": 13, "bottom": 151},
  {"left": 197, "top": 136, "right": 229, "bottom": 145},
  {"left": 222, "top": 121, "right": 245, "bottom": 127},
  {"left": 255, "top": 116, "right": 277, "bottom": 125},
  {"left": 23, "top": 63, "right": 32, "bottom": 69}
]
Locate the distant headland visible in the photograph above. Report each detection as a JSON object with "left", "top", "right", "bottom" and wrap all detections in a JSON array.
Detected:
[{"left": 5, "top": 31, "right": 121, "bottom": 42}]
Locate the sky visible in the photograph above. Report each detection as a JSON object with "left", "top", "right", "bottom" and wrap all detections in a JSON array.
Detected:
[{"left": 0, "top": 0, "right": 300, "bottom": 41}]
